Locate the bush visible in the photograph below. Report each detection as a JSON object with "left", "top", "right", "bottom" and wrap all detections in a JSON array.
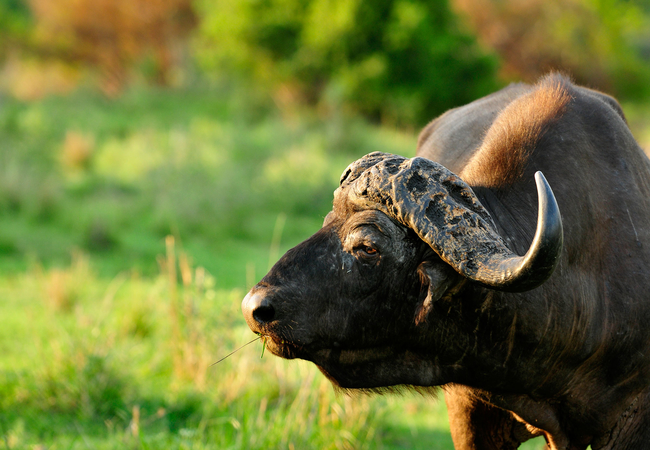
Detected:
[
  {"left": 451, "top": 0, "right": 650, "bottom": 101},
  {"left": 0, "top": 0, "right": 31, "bottom": 59},
  {"left": 26, "top": 0, "right": 196, "bottom": 95},
  {"left": 193, "top": 0, "right": 500, "bottom": 127}
]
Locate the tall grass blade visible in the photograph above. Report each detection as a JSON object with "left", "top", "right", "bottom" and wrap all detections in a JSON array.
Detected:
[{"left": 211, "top": 337, "right": 259, "bottom": 366}]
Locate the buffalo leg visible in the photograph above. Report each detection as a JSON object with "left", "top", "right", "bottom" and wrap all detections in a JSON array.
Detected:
[{"left": 444, "top": 384, "right": 537, "bottom": 450}]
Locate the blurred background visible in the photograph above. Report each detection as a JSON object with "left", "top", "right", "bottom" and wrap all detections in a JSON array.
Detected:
[{"left": 0, "top": 0, "right": 649, "bottom": 448}]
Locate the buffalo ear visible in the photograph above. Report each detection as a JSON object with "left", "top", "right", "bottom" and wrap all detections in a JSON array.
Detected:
[{"left": 415, "top": 261, "right": 455, "bottom": 325}]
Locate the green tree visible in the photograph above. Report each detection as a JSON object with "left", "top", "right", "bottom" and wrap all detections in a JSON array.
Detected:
[
  {"left": 0, "top": 0, "right": 32, "bottom": 59},
  {"left": 194, "top": 0, "right": 500, "bottom": 126}
]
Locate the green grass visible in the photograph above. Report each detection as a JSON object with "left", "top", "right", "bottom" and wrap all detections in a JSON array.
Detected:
[
  {"left": 0, "top": 241, "right": 461, "bottom": 449},
  {"left": 0, "top": 85, "right": 417, "bottom": 282}
]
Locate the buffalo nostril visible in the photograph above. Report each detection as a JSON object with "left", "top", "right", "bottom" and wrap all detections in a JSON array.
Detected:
[
  {"left": 242, "top": 291, "right": 277, "bottom": 326},
  {"left": 253, "top": 298, "right": 275, "bottom": 324}
]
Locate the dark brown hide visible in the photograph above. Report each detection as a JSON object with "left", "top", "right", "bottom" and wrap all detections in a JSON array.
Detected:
[{"left": 243, "top": 73, "right": 650, "bottom": 449}]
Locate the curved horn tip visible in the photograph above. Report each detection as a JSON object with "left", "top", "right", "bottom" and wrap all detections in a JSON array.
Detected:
[
  {"left": 475, "top": 171, "right": 563, "bottom": 292},
  {"left": 533, "top": 171, "right": 563, "bottom": 253},
  {"left": 506, "top": 171, "right": 564, "bottom": 291}
]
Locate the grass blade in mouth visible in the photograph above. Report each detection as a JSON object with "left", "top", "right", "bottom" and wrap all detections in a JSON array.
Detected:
[
  {"left": 211, "top": 337, "right": 260, "bottom": 366},
  {"left": 261, "top": 336, "right": 267, "bottom": 358}
]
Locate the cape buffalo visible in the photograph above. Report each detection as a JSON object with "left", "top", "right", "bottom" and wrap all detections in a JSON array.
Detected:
[{"left": 241, "top": 73, "right": 650, "bottom": 449}]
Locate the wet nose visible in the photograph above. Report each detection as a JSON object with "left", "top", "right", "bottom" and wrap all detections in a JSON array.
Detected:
[{"left": 242, "top": 290, "right": 276, "bottom": 325}]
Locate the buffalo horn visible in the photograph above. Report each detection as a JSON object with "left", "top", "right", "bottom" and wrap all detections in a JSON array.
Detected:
[{"left": 336, "top": 152, "right": 563, "bottom": 292}]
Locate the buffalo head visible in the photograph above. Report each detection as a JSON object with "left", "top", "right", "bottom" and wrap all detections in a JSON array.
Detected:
[{"left": 242, "top": 152, "right": 562, "bottom": 390}]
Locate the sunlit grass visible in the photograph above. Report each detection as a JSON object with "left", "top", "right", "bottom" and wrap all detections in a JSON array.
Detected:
[
  {"left": 0, "top": 241, "right": 460, "bottom": 449},
  {"left": 0, "top": 86, "right": 418, "bottom": 281}
]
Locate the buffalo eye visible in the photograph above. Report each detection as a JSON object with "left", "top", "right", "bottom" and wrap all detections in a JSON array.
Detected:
[{"left": 356, "top": 245, "right": 380, "bottom": 259}]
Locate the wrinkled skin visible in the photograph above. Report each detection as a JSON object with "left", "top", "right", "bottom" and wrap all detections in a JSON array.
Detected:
[
  {"left": 242, "top": 74, "right": 650, "bottom": 449},
  {"left": 246, "top": 209, "right": 455, "bottom": 388}
]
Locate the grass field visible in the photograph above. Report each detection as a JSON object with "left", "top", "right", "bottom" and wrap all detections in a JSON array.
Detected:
[{"left": 3, "top": 83, "right": 649, "bottom": 449}]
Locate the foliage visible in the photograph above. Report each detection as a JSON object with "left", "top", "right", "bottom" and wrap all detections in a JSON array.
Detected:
[
  {"left": 3, "top": 0, "right": 650, "bottom": 112},
  {"left": 0, "top": 0, "right": 32, "bottom": 56},
  {"left": 26, "top": 0, "right": 196, "bottom": 95},
  {"left": 451, "top": 0, "right": 650, "bottom": 100},
  {"left": 193, "top": 0, "right": 500, "bottom": 126}
]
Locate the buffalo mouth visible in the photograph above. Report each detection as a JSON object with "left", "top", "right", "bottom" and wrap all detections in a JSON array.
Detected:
[
  {"left": 259, "top": 332, "right": 395, "bottom": 365},
  {"left": 260, "top": 334, "right": 305, "bottom": 360},
  {"left": 260, "top": 332, "right": 402, "bottom": 369},
  {"left": 257, "top": 333, "right": 446, "bottom": 389}
]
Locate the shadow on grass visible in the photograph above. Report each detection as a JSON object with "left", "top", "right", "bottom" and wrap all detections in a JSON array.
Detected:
[
  {"left": 0, "top": 393, "right": 204, "bottom": 449},
  {"left": 380, "top": 424, "right": 454, "bottom": 450},
  {"left": 379, "top": 419, "right": 548, "bottom": 450}
]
